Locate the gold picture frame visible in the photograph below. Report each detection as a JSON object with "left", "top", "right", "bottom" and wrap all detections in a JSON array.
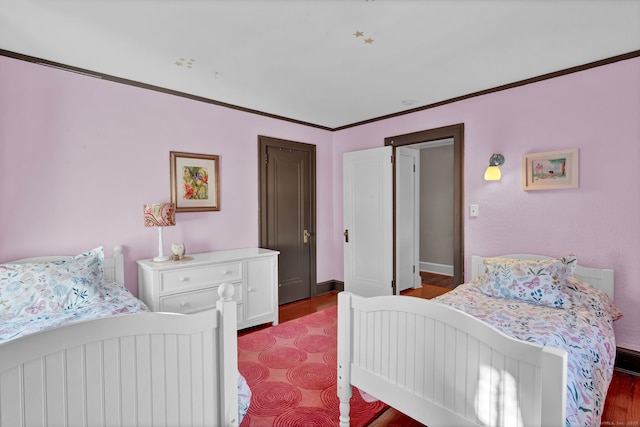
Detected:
[
  {"left": 170, "top": 151, "right": 220, "bottom": 212},
  {"left": 522, "top": 149, "right": 579, "bottom": 191}
]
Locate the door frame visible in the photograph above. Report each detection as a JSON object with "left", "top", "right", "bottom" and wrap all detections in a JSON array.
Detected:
[
  {"left": 384, "top": 123, "right": 464, "bottom": 286},
  {"left": 258, "top": 135, "right": 317, "bottom": 298}
]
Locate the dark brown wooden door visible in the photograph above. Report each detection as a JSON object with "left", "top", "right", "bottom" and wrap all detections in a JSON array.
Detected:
[{"left": 259, "top": 136, "right": 316, "bottom": 304}]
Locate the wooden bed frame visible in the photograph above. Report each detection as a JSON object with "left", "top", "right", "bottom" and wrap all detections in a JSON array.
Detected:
[
  {"left": 0, "top": 245, "right": 240, "bottom": 427},
  {"left": 337, "top": 254, "right": 614, "bottom": 427}
]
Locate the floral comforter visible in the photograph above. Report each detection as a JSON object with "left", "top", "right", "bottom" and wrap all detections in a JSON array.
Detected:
[
  {"left": 0, "top": 280, "right": 148, "bottom": 344},
  {"left": 434, "top": 277, "right": 621, "bottom": 427}
]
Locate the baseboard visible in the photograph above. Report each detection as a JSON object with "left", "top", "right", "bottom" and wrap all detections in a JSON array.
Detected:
[
  {"left": 419, "top": 261, "right": 454, "bottom": 276},
  {"left": 316, "top": 279, "right": 343, "bottom": 295},
  {"left": 615, "top": 347, "right": 640, "bottom": 375}
]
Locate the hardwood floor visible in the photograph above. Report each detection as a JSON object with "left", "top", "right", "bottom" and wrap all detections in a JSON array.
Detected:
[{"left": 260, "top": 273, "right": 639, "bottom": 426}]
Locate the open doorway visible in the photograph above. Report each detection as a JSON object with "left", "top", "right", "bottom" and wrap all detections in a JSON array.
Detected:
[{"left": 385, "top": 123, "right": 464, "bottom": 287}]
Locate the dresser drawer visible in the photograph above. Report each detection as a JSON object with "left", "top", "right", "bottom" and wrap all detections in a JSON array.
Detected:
[
  {"left": 160, "top": 261, "right": 242, "bottom": 292},
  {"left": 159, "top": 283, "right": 241, "bottom": 314}
]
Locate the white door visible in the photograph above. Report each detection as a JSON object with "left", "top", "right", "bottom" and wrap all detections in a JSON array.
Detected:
[
  {"left": 343, "top": 146, "right": 393, "bottom": 297},
  {"left": 396, "top": 147, "right": 420, "bottom": 291}
]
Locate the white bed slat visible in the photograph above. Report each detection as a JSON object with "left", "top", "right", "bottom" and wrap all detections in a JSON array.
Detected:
[
  {"left": 103, "top": 338, "right": 121, "bottom": 426},
  {"left": 178, "top": 334, "right": 192, "bottom": 425},
  {"left": 85, "top": 342, "right": 105, "bottom": 426},
  {"left": 164, "top": 334, "right": 180, "bottom": 425},
  {"left": 453, "top": 328, "right": 467, "bottom": 416},
  {"left": 423, "top": 316, "right": 435, "bottom": 402},
  {"left": 45, "top": 353, "right": 67, "bottom": 425},
  {"left": 465, "top": 336, "right": 479, "bottom": 421},
  {"left": 189, "top": 332, "right": 205, "bottom": 426},
  {"left": 413, "top": 315, "right": 425, "bottom": 397},
  {"left": 121, "top": 336, "right": 137, "bottom": 424},
  {"left": 23, "top": 359, "right": 46, "bottom": 426},
  {"left": 132, "top": 336, "right": 151, "bottom": 426},
  {"left": 66, "top": 346, "right": 87, "bottom": 426},
  {"left": 147, "top": 334, "right": 162, "bottom": 424},
  {"left": 395, "top": 312, "right": 406, "bottom": 386}
]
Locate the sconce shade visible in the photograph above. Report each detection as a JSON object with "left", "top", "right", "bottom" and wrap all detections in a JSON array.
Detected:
[
  {"left": 484, "top": 166, "right": 502, "bottom": 180},
  {"left": 144, "top": 203, "right": 176, "bottom": 227},
  {"left": 484, "top": 153, "right": 505, "bottom": 181}
]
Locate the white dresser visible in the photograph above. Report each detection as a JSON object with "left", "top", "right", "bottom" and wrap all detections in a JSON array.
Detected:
[{"left": 137, "top": 248, "right": 279, "bottom": 330}]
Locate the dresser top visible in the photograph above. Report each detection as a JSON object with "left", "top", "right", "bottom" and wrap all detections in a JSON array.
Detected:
[{"left": 137, "top": 247, "right": 279, "bottom": 270}]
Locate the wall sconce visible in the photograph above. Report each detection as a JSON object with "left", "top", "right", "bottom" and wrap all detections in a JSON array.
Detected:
[{"left": 484, "top": 154, "right": 505, "bottom": 181}]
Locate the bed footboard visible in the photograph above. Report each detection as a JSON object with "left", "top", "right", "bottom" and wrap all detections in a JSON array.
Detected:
[
  {"left": 0, "top": 297, "right": 238, "bottom": 427},
  {"left": 337, "top": 292, "right": 567, "bottom": 427}
]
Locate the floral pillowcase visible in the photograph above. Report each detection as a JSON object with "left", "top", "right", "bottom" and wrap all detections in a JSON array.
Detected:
[
  {"left": 477, "top": 256, "right": 577, "bottom": 308},
  {"left": 0, "top": 247, "right": 105, "bottom": 318}
]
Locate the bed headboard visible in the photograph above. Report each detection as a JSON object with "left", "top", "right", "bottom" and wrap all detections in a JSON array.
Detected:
[
  {"left": 5, "top": 245, "right": 125, "bottom": 287},
  {"left": 471, "top": 254, "right": 614, "bottom": 300}
]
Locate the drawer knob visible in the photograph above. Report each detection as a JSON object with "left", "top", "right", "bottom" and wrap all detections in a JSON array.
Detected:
[
  {"left": 179, "top": 277, "right": 188, "bottom": 282},
  {"left": 248, "top": 288, "right": 255, "bottom": 293},
  {"left": 223, "top": 270, "right": 231, "bottom": 275},
  {"left": 179, "top": 302, "right": 189, "bottom": 307}
]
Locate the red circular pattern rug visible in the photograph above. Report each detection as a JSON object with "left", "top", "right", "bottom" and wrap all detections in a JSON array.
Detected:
[{"left": 238, "top": 306, "right": 388, "bottom": 426}]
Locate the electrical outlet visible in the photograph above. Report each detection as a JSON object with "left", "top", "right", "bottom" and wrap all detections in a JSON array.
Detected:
[{"left": 469, "top": 204, "right": 479, "bottom": 217}]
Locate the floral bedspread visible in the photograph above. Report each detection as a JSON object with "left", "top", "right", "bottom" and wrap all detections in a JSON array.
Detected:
[
  {"left": 0, "top": 280, "right": 148, "bottom": 344},
  {"left": 434, "top": 277, "right": 620, "bottom": 427}
]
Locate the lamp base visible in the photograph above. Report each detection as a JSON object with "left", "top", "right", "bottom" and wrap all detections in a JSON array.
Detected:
[{"left": 153, "top": 226, "right": 170, "bottom": 262}]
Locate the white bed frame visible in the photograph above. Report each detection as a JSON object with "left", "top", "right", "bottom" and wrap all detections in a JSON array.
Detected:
[
  {"left": 0, "top": 245, "right": 240, "bottom": 427},
  {"left": 337, "top": 254, "right": 614, "bottom": 427}
]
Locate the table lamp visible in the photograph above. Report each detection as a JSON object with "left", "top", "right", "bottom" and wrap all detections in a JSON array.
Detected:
[{"left": 144, "top": 202, "right": 176, "bottom": 262}]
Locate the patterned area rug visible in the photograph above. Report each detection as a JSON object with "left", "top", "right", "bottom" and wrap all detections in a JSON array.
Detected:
[{"left": 238, "top": 306, "right": 388, "bottom": 426}]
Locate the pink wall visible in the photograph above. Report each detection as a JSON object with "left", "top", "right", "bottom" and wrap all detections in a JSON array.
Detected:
[
  {"left": 332, "top": 57, "right": 640, "bottom": 352},
  {"left": 1, "top": 55, "right": 638, "bottom": 351},
  {"left": 0, "top": 56, "right": 334, "bottom": 292}
]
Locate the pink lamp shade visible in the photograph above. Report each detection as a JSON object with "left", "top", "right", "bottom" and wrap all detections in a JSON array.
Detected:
[
  {"left": 144, "top": 203, "right": 176, "bottom": 262},
  {"left": 144, "top": 203, "right": 176, "bottom": 227}
]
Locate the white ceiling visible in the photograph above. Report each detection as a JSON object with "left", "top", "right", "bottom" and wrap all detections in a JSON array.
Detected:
[{"left": 1, "top": 0, "right": 639, "bottom": 129}]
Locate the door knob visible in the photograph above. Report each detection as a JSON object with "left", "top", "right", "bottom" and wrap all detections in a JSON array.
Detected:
[
  {"left": 303, "top": 229, "right": 311, "bottom": 243},
  {"left": 344, "top": 229, "right": 349, "bottom": 243}
]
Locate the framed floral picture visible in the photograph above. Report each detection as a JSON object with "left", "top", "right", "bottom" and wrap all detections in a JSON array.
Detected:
[
  {"left": 522, "top": 148, "right": 578, "bottom": 191},
  {"left": 170, "top": 151, "right": 220, "bottom": 212}
]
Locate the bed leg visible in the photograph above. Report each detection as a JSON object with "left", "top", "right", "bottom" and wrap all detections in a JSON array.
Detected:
[
  {"left": 337, "top": 292, "right": 353, "bottom": 427},
  {"left": 339, "top": 396, "right": 351, "bottom": 427}
]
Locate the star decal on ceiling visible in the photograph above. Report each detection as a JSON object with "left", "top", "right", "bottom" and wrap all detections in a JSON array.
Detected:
[
  {"left": 354, "top": 31, "right": 375, "bottom": 44},
  {"left": 175, "top": 58, "right": 196, "bottom": 68}
]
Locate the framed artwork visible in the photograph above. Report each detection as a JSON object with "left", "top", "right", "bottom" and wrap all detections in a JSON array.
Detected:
[
  {"left": 170, "top": 151, "right": 220, "bottom": 212},
  {"left": 522, "top": 149, "right": 578, "bottom": 191}
]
